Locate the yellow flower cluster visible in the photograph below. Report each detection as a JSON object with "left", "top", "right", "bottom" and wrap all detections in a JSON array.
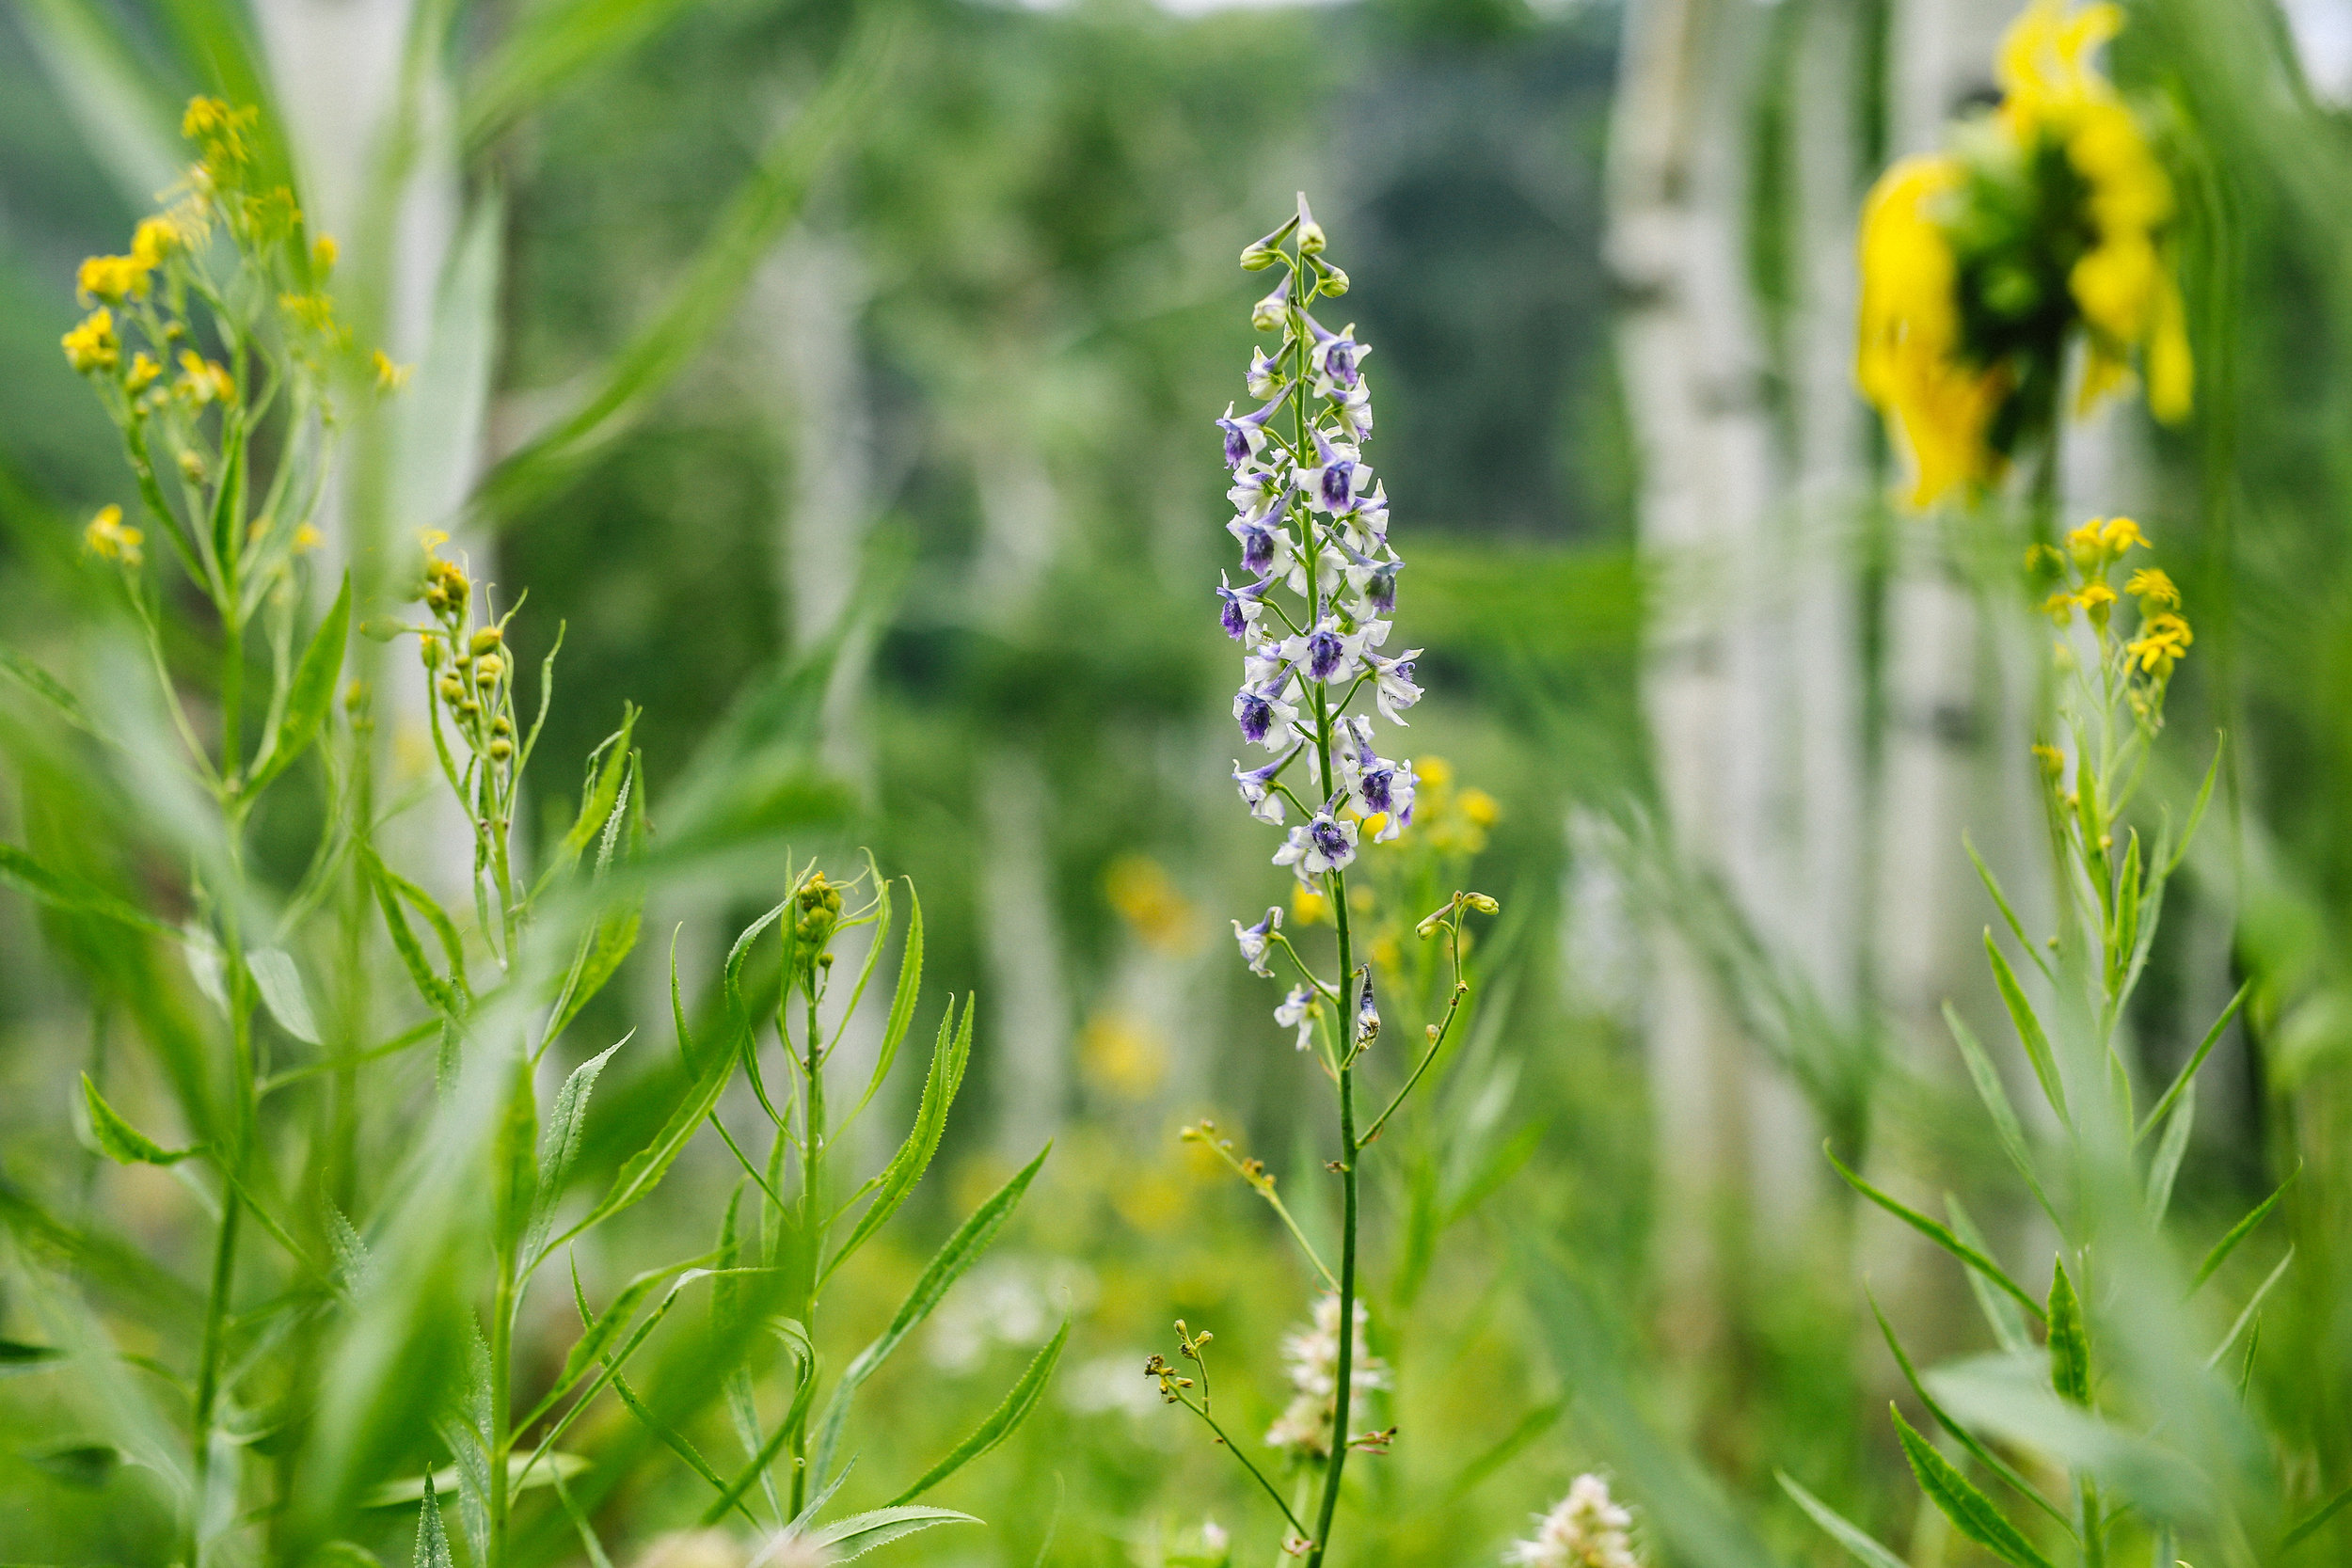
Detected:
[
  {"left": 1855, "top": 0, "right": 2191, "bottom": 509},
  {"left": 61, "top": 308, "right": 118, "bottom": 374},
  {"left": 82, "top": 504, "right": 144, "bottom": 567},
  {"left": 2032, "top": 515, "right": 2192, "bottom": 684}
]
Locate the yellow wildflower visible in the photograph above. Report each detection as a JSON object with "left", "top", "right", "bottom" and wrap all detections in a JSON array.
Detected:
[
  {"left": 131, "top": 215, "right": 183, "bottom": 269},
  {"left": 374, "top": 349, "right": 413, "bottom": 392},
  {"left": 125, "top": 351, "right": 161, "bottom": 392},
  {"left": 182, "top": 96, "right": 256, "bottom": 165},
  {"left": 2032, "top": 742, "right": 2067, "bottom": 777},
  {"left": 2125, "top": 567, "right": 2177, "bottom": 608},
  {"left": 2064, "top": 519, "right": 2107, "bottom": 566},
  {"left": 1995, "top": 0, "right": 2122, "bottom": 139},
  {"left": 177, "top": 351, "right": 234, "bottom": 405},
  {"left": 1855, "top": 155, "right": 2009, "bottom": 508},
  {"left": 2099, "top": 515, "right": 2146, "bottom": 554},
  {"left": 2042, "top": 590, "right": 2078, "bottom": 625},
  {"left": 61, "top": 309, "right": 119, "bottom": 373},
  {"left": 312, "top": 234, "right": 338, "bottom": 271},
  {"left": 78, "top": 252, "right": 154, "bottom": 304},
  {"left": 2076, "top": 580, "right": 2117, "bottom": 623},
  {"left": 293, "top": 524, "right": 324, "bottom": 555},
  {"left": 2126, "top": 610, "right": 2192, "bottom": 674},
  {"left": 83, "top": 504, "right": 144, "bottom": 566}
]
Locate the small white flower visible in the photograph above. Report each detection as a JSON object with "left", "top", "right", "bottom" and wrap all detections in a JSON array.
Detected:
[
  {"left": 1503, "top": 1474, "right": 1640, "bottom": 1568},
  {"left": 1264, "top": 1293, "right": 1387, "bottom": 1457},
  {"left": 1232, "top": 906, "right": 1282, "bottom": 976},
  {"left": 1273, "top": 986, "right": 1319, "bottom": 1052}
]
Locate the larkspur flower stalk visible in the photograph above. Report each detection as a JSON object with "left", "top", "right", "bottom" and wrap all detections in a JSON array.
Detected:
[{"left": 1152, "top": 195, "right": 1492, "bottom": 1567}]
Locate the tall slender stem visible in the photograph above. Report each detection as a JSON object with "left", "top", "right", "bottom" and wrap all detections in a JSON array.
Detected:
[
  {"left": 488, "top": 1258, "right": 516, "bottom": 1568},
  {"left": 790, "top": 977, "right": 825, "bottom": 1518}
]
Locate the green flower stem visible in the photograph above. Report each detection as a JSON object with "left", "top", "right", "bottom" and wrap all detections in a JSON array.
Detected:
[
  {"left": 489, "top": 1252, "right": 518, "bottom": 1568},
  {"left": 790, "top": 975, "right": 825, "bottom": 1519}
]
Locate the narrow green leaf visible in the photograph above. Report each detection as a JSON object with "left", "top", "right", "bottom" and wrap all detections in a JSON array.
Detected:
[
  {"left": 461, "top": 0, "right": 702, "bottom": 149},
  {"left": 525, "top": 1038, "right": 627, "bottom": 1258},
  {"left": 825, "top": 998, "right": 972, "bottom": 1280},
  {"left": 2138, "top": 981, "right": 2249, "bottom": 1145},
  {"left": 548, "top": 1267, "right": 675, "bottom": 1410},
  {"left": 2147, "top": 1080, "right": 2195, "bottom": 1224},
  {"left": 2196, "top": 1167, "right": 2299, "bottom": 1290},
  {"left": 494, "top": 1056, "right": 539, "bottom": 1255},
  {"left": 1824, "top": 1143, "right": 2045, "bottom": 1323},
  {"left": 246, "top": 574, "right": 349, "bottom": 796},
  {"left": 1777, "top": 1470, "right": 1912, "bottom": 1568},
  {"left": 548, "top": 897, "right": 643, "bottom": 1042},
  {"left": 2284, "top": 1480, "right": 2352, "bottom": 1549},
  {"left": 2169, "top": 733, "right": 2225, "bottom": 876},
  {"left": 1947, "top": 1196, "right": 2034, "bottom": 1357},
  {"left": 811, "top": 1143, "right": 1050, "bottom": 1487},
  {"left": 0, "top": 844, "right": 172, "bottom": 934},
  {"left": 369, "top": 1453, "right": 589, "bottom": 1510},
  {"left": 541, "top": 708, "right": 637, "bottom": 895},
  {"left": 1985, "top": 933, "right": 2070, "bottom": 1130},
  {"left": 2208, "top": 1246, "right": 2295, "bottom": 1370},
  {"left": 2046, "top": 1259, "right": 2090, "bottom": 1406},
  {"left": 0, "top": 643, "right": 100, "bottom": 737},
  {"left": 1966, "top": 835, "right": 2051, "bottom": 981},
  {"left": 1944, "top": 1004, "right": 2058, "bottom": 1226},
  {"left": 412, "top": 1472, "right": 453, "bottom": 1568},
  {"left": 246, "top": 948, "right": 322, "bottom": 1045},
  {"left": 366, "top": 855, "right": 460, "bottom": 1016},
  {"left": 0, "top": 1338, "right": 65, "bottom": 1373},
  {"left": 80, "top": 1073, "right": 195, "bottom": 1165},
  {"left": 846, "top": 882, "right": 924, "bottom": 1125},
  {"left": 886, "top": 1319, "right": 1069, "bottom": 1506},
  {"left": 806, "top": 1507, "right": 979, "bottom": 1560},
  {"left": 1891, "top": 1405, "right": 2055, "bottom": 1568},
  {"left": 28, "top": 1441, "right": 123, "bottom": 1488},
  {"left": 1867, "top": 1291, "right": 2071, "bottom": 1530}
]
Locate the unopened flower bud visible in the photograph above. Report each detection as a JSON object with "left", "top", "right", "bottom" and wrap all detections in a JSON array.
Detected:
[
  {"left": 474, "top": 653, "right": 503, "bottom": 683},
  {"left": 1295, "top": 193, "right": 1325, "bottom": 255},
  {"left": 1314, "top": 260, "right": 1349, "bottom": 296},
  {"left": 421, "top": 633, "right": 442, "bottom": 670},
  {"left": 425, "top": 584, "right": 449, "bottom": 613},
  {"left": 1251, "top": 274, "right": 1291, "bottom": 333},
  {"left": 178, "top": 450, "right": 206, "bottom": 483},
  {"left": 491, "top": 715, "right": 512, "bottom": 736},
  {"left": 437, "top": 673, "right": 465, "bottom": 703},
  {"left": 488, "top": 736, "right": 513, "bottom": 762},
  {"left": 470, "top": 626, "right": 502, "bottom": 656}
]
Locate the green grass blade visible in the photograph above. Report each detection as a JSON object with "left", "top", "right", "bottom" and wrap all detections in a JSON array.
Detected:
[
  {"left": 1966, "top": 835, "right": 2052, "bottom": 981},
  {"left": 1944, "top": 1003, "right": 2059, "bottom": 1228},
  {"left": 460, "top": 0, "right": 704, "bottom": 150},
  {"left": 1892, "top": 1406, "right": 2055, "bottom": 1568},
  {"left": 885, "top": 1320, "right": 1069, "bottom": 1506},
  {"left": 0, "top": 844, "right": 172, "bottom": 934},
  {"left": 2284, "top": 1481, "right": 2352, "bottom": 1549},
  {"left": 2147, "top": 1080, "right": 2196, "bottom": 1224},
  {"left": 844, "top": 882, "right": 924, "bottom": 1127},
  {"left": 1824, "top": 1143, "right": 2045, "bottom": 1323}
]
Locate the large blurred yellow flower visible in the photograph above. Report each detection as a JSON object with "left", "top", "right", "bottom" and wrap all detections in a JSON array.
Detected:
[{"left": 1856, "top": 156, "right": 2010, "bottom": 507}]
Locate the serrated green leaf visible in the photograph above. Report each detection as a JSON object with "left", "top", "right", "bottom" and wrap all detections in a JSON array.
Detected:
[
  {"left": 1985, "top": 933, "right": 2070, "bottom": 1131},
  {"left": 1777, "top": 1470, "right": 1911, "bottom": 1568},
  {"left": 541, "top": 1043, "right": 733, "bottom": 1263},
  {"left": 2195, "top": 1167, "right": 2297, "bottom": 1291},
  {"left": 79, "top": 1073, "right": 195, "bottom": 1165},
  {"left": 540, "top": 709, "right": 637, "bottom": 895},
  {"left": 824, "top": 998, "right": 972, "bottom": 1281},
  {"left": 1867, "top": 1291, "right": 2071, "bottom": 1529},
  {"left": 525, "top": 1038, "right": 626, "bottom": 1259},
  {"left": 2046, "top": 1259, "right": 2090, "bottom": 1406},
  {"left": 811, "top": 1143, "right": 1050, "bottom": 1487},
  {"left": 805, "top": 1506, "right": 979, "bottom": 1560},
  {"left": 1892, "top": 1406, "right": 2054, "bottom": 1568},
  {"left": 246, "top": 575, "right": 348, "bottom": 797},
  {"left": 1823, "top": 1143, "right": 2045, "bottom": 1323},
  {"left": 246, "top": 948, "right": 322, "bottom": 1045},
  {"left": 367, "top": 855, "right": 461, "bottom": 1016},
  {"left": 886, "top": 1319, "right": 1068, "bottom": 1505},
  {"left": 547, "top": 898, "right": 642, "bottom": 1043},
  {"left": 548, "top": 1268, "right": 675, "bottom": 1407}
]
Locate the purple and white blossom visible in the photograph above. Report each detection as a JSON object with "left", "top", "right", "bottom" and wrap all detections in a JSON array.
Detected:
[
  {"left": 1303, "top": 314, "right": 1369, "bottom": 394},
  {"left": 1367, "top": 649, "right": 1423, "bottom": 724},
  {"left": 1273, "top": 808, "right": 1359, "bottom": 885},
  {"left": 1347, "top": 483, "right": 1390, "bottom": 549},
  {"left": 1217, "top": 390, "right": 1291, "bottom": 471},
  {"left": 1234, "top": 681, "right": 1298, "bottom": 750},
  {"left": 1274, "top": 986, "right": 1318, "bottom": 1052},
  {"left": 1227, "top": 502, "right": 1292, "bottom": 577},
  {"left": 1233, "top": 906, "right": 1283, "bottom": 977},
  {"left": 1298, "top": 430, "right": 1372, "bottom": 515},
  {"left": 1216, "top": 570, "right": 1277, "bottom": 640},
  {"left": 1248, "top": 346, "right": 1286, "bottom": 400},
  {"left": 1330, "top": 380, "right": 1374, "bottom": 441},
  {"left": 1334, "top": 536, "right": 1401, "bottom": 617},
  {"left": 1282, "top": 616, "right": 1367, "bottom": 686},
  {"left": 1355, "top": 968, "right": 1380, "bottom": 1046},
  {"left": 1233, "top": 750, "right": 1295, "bottom": 824}
]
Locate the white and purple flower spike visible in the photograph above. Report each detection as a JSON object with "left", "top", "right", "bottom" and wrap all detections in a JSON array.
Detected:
[
  {"left": 1233, "top": 750, "right": 1295, "bottom": 824},
  {"left": 1334, "top": 535, "right": 1402, "bottom": 618},
  {"left": 1274, "top": 986, "right": 1318, "bottom": 1052},
  {"left": 1348, "top": 483, "right": 1391, "bottom": 548},
  {"left": 1228, "top": 500, "right": 1292, "bottom": 577},
  {"left": 1282, "top": 616, "right": 1366, "bottom": 686},
  {"left": 1273, "top": 808, "right": 1359, "bottom": 885},
  {"left": 1217, "top": 389, "right": 1291, "bottom": 471},
  {"left": 1368, "top": 648, "right": 1424, "bottom": 724},
  {"left": 1233, "top": 906, "right": 1283, "bottom": 977},
  {"left": 1331, "top": 380, "right": 1374, "bottom": 442},
  {"left": 1299, "top": 429, "right": 1372, "bottom": 515},
  {"left": 1358, "top": 757, "right": 1415, "bottom": 841}
]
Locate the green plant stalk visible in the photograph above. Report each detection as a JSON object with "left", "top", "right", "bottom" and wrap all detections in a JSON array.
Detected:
[
  {"left": 489, "top": 1249, "right": 518, "bottom": 1568},
  {"left": 1287, "top": 252, "right": 1360, "bottom": 1568},
  {"left": 791, "top": 974, "right": 826, "bottom": 1519}
]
